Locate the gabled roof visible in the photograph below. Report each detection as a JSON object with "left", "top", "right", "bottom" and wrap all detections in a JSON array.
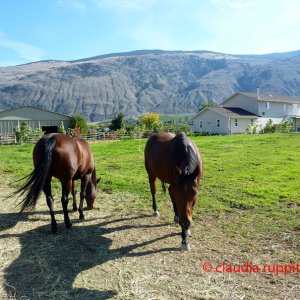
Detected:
[
  {"left": 0, "top": 105, "right": 71, "bottom": 118},
  {"left": 222, "top": 92, "right": 300, "bottom": 105},
  {"left": 0, "top": 116, "right": 30, "bottom": 121},
  {"left": 191, "top": 106, "right": 258, "bottom": 120}
]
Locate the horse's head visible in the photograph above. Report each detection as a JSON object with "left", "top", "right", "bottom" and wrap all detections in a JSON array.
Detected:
[
  {"left": 170, "top": 164, "right": 201, "bottom": 229},
  {"left": 86, "top": 168, "right": 101, "bottom": 210}
]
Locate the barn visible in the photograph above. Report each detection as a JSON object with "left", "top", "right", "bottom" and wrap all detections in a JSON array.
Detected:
[{"left": 0, "top": 106, "right": 71, "bottom": 136}]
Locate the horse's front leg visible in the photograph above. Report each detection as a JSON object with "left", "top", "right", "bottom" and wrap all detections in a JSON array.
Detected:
[
  {"left": 61, "top": 180, "right": 72, "bottom": 229},
  {"left": 180, "top": 219, "right": 191, "bottom": 251},
  {"left": 78, "top": 175, "right": 91, "bottom": 220},
  {"left": 149, "top": 176, "right": 159, "bottom": 216}
]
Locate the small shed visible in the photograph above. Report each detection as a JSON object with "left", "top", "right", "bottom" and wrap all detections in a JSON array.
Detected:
[{"left": 0, "top": 106, "right": 71, "bottom": 136}]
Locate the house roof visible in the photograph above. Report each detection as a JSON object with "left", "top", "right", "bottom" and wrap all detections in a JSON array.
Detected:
[
  {"left": 0, "top": 116, "right": 30, "bottom": 121},
  {"left": 0, "top": 105, "right": 71, "bottom": 119},
  {"left": 191, "top": 106, "right": 258, "bottom": 120},
  {"left": 210, "top": 107, "right": 258, "bottom": 118},
  {"left": 225, "top": 92, "right": 300, "bottom": 104}
]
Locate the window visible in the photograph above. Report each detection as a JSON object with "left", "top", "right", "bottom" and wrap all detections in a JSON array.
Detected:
[
  {"left": 199, "top": 121, "right": 203, "bottom": 129},
  {"left": 217, "top": 120, "right": 220, "bottom": 127},
  {"left": 266, "top": 102, "right": 270, "bottom": 109},
  {"left": 250, "top": 119, "right": 254, "bottom": 124},
  {"left": 235, "top": 119, "right": 238, "bottom": 126}
]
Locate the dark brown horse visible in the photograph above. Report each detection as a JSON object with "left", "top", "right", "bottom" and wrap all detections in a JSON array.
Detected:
[
  {"left": 145, "top": 132, "right": 202, "bottom": 250},
  {"left": 15, "top": 133, "right": 100, "bottom": 233}
]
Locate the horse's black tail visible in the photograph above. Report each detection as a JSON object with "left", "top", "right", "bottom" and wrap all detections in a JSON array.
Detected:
[{"left": 16, "top": 136, "right": 56, "bottom": 212}]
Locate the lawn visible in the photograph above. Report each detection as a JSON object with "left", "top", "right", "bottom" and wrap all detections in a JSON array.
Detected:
[{"left": 0, "top": 133, "right": 299, "bottom": 299}]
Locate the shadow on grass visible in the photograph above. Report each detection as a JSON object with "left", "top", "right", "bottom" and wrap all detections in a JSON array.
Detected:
[{"left": 1, "top": 211, "right": 178, "bottom": 299}]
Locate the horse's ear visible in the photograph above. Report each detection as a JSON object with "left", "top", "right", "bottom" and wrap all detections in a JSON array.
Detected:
[{"left": 97, "top": 177, "right": 101, "bottom": 184}]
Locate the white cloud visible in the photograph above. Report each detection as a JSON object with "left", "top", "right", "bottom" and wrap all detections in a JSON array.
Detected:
[
  {"left": 0, "top": 32, "right": 46, "bottom": 61},
  {"left": 200, "top": 0, "right": 300, "bottom": 54}
]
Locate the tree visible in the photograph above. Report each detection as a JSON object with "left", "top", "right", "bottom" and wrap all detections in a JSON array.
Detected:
[
  {"left": 140, "top": 112, "right": 163, "bottom": 132},
  {"left": 198, "top": 100, "right": 215, "bottom": 112},
  {"left": 70, "top": 114, "right": 88, "bottom": 135},
  {"left": 109, "top": 112, "right": 125, "bottom": 131}
]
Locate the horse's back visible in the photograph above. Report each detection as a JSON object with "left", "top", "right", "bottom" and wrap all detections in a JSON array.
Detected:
[
  {"left": 145, "top": 132, "right": 174, "bottom": 154},
  {"left": 144, "top": 133, "right": 175, "bottom": 182},
  {"left": 145, "top": 132, "right": 202, "bottom": 183},
  {"left": 34, "top": 134, "right": 94, "bottom": 181}
]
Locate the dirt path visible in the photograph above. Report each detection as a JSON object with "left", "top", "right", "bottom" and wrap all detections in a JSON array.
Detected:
[{"left": 0, "top": 185, "right": 299, "bottom": 299}]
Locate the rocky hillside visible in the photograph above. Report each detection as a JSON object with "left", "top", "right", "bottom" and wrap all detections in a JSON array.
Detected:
[{"left": 1, "top": 50, "right": 300, "bottom": 121}]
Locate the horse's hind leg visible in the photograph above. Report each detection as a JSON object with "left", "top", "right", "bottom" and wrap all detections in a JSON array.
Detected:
[
  {"left": 61, "top": 180, "right": 72, "bottom": 229},
  {"left": 149, "top": 176, "right": 159, "bottom": 216},
  {"left": 72, "top": 180, "right": 77, "bottom": 211},
  {"left": 78, "top": 175, "right": 90, "bottom": 220},
  {"left": 43, "top": 179, "right": 57, "bottom": 234}
]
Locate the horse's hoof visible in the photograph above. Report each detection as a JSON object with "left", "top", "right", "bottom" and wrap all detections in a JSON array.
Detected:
[
  {"left": 187, "top": 229, "right": 191, "bottom": 236},
  {"left": 181, "top": 243, "right": 191, "bottom": 251},
  {"left": 153, "top": 210, "right": 159, "bottom": 216},
  {"left": 174, "top": 215, "right": 179, "bottom": 224},
  {"left": 79, "top": 214, "right": 85, "bottom": 220}
]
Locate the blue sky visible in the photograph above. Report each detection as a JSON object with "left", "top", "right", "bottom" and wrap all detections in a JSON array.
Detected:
[{"left": 0, "top": 0, "right": 300, "bottom": 67}]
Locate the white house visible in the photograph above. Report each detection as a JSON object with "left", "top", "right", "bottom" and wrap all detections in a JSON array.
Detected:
[
  {"left": 190, "top": 92, "right": 300, "bottom": 134},
  {"left": 190, "top": 106, "right": 258, "bottom": 134}
]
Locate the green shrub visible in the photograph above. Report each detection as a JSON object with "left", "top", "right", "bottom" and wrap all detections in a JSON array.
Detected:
[
  {"left": 262, "top": 119, "right": 276, "bottom": 133},
  {"left": 13, "top": 122, "right": 43, "bottom": 144},
  {"left": 245, "top": 123, "right": 258, "bottom": 134},
  {"left": 70, "top": 114, "right": 88, "bottom": 135},
  {"left": 58, "top": 121, "right": 66, "bottom": 134}
]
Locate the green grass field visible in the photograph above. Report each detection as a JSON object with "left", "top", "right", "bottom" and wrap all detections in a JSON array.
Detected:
[
  {"left": 1, "top": 133, "right": 299, "bottom": 299},
  {"left": 2, "top": 133, "right": 300, "bottom": 228}
]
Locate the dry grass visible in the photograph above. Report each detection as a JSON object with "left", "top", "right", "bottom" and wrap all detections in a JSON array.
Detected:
[{"left": 0, "top": 180, "right": 299, "bottom": 300}]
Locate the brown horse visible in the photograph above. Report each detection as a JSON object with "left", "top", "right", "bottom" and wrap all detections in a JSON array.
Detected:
[
  {"left": 14, "top": 133, "right": 100, "bottom": 233},
  {"left": 145, "top": 132, "right": 202, "bottom": 250}
]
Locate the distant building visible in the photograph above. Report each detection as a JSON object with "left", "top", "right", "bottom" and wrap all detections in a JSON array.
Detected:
[
  {"left": 0, "top": 106, "right": 71, "bottom": 136},
  {"left": 190, "top": 92, "right": 300, "bottom": 134}
]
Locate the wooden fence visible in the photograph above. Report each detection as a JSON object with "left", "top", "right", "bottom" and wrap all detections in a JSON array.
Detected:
[
  {"left": 0, "top": 134, "right": 16, "bottom": 144},
  {"left": 0, "top": 132, "right": 148, "bottom": 145}
]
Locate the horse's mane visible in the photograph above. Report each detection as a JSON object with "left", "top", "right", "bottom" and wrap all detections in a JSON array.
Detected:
[{"left": 172, "top": 133, "right": 199, "bottom": 177}]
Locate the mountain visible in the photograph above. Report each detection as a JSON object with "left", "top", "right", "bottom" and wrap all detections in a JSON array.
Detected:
[{"left": 1, "top": 50, "right": 300, "bottom": 121}]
